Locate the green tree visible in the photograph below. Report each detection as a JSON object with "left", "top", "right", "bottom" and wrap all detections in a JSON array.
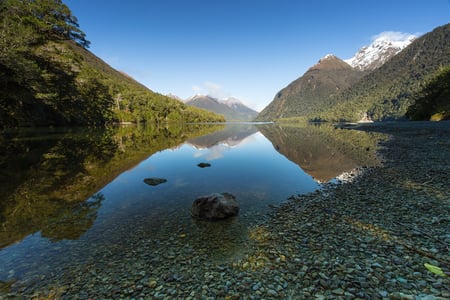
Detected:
[
  {"left": 406, "top": 65, "right": 450, "bottom": 121},
  {"left": 0, "top": 0, "right": 92, "bottom": 127},
  {"left": 0, "top": 0, "right": 89, "bottom": 48},
  {"left": 76, "top": 68, "right": 114, "bottom": 125}
]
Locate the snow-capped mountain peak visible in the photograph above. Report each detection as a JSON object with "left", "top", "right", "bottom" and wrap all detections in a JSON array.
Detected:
[
  {"left": 186, "top": 94, "right": 220, "bottom": 103},
  {"left": 345, "top": 31, "right": 417, "bottom": 71},
  {"left": 222, "top": 97, "right": 244, "bottom": 109},
  {"left": 184, "top": 94, "right": 258, "bottom": 121}
]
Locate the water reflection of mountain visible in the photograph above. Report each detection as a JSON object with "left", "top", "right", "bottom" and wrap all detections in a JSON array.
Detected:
[
  {"left": 186, "top": 123, "right": 258, "bottom": 149},
  {"left": 258, "top": 124, "right": 385, "bottom": 182},
  {"left": 0, "top": 124, "right": 223, "bottom": 249}
]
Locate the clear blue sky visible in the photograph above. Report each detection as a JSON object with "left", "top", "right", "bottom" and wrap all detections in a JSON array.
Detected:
[{"left": 65, "top": 0, "right": 450, "bottom": 111}]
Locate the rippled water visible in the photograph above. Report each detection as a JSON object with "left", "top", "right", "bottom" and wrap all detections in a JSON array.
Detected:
[{"left": 0, "top": 123, "right": 384, "bottom": 295}]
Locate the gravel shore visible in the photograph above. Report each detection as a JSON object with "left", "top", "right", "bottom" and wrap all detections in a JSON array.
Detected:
[
  {"left": 244, "top": 121, "right": 450, "bottom": 299},
  {"left": 2, "top": 121, "right": 449, "bottom": 299}
]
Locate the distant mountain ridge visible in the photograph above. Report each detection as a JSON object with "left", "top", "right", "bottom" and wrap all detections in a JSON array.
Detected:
[
  {"left": 185, "top": 95, "right": 258, "bottom": 121},
  {"left": 257, "top": 23, "right": 450, "bottom": 122}
]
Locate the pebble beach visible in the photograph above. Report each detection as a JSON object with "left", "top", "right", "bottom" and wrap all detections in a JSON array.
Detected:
[
  {"left": 2, "top": 121, "right": 449, "bottom": 299},
  {"left": 239, "top": 121, "right": 450, "bottom": 299}
]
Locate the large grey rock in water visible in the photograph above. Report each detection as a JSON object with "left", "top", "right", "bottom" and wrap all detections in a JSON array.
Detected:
[{"left": 191, "top": 192, "right": 239, "bottom": 220}]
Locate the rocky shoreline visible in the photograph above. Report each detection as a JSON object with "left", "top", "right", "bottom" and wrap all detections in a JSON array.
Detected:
[
  {"left": 237, "top": 121, "right": 450, "bottom": 299},
  {"left": 2, "top": 121, "right": 449, "bottom": 299}
]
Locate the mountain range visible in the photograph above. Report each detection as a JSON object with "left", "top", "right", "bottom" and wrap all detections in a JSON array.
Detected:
[
  {"left": 2, "top": 0, "right": 448, "bottom": 127},
  {"left": 184, "top": 95, "right": 259, "bottom": 121},
  {"left": 257, "top": 24, "right": 450, "bottom": 122}
]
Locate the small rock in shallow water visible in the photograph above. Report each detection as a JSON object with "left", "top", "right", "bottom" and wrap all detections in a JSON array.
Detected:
[
  {"left": 143, "top": 178, "right": 167, "bottom": 186},
  {"left": 197, "top": 162, "right": 211, "bottom": 168}
]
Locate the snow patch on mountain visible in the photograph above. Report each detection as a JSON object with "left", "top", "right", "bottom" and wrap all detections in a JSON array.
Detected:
[
  {"left": 185, "top": 94, "right": 258, "bottom": 121},
  {"left": 345, "top": 31, "right": 417, "bottom": 71},
  {"left": 222, "top": 97, "right": 244, "bottom": 109},
  {"left": 323, "top": 53, "right": 336, "bottom": 59},
  {"left": 186, "top": 94, "right": 219, "bottom": 103}
]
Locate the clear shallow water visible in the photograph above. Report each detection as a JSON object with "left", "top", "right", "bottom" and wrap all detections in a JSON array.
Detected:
[{"left": 0, "top": 123, "right": 384, "bottom": 294}]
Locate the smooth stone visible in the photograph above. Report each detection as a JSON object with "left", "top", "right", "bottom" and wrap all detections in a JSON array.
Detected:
[
  {"left": 396, "top": 277, "right": 408, "bottom": 284},
  {"left": 332, "top": 288, "right": 344, "bottom": 295},
  {"left": 418, "top": 295, "right": 437, "bottom": 300},
  {"left": 379, "top": 291, "right": 388, "bottom": 298},
  {"left": 191, "top": 192, "right": 239, "bottom": 220},
  {"left": 148, "top": 280, "right": 157, "bottom": 288},
  {"left": 197, "top": 162, "right": 211, "bottom": 168},
  {"left": 143, "top": 178, "right": 167, "bottom": 186}
]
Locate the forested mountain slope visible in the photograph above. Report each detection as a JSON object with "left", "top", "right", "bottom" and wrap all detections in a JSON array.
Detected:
[
  {"left": 406, "top": 65, "right": 450, "bottom": 121},
  {"left": 313, "top": 23, "right": 450, "bottom": 122},
  {"left": 256, "top": 55, "right": 363, "bottom": 121},
  {"left": 0, "top": 0, "right": 224, "bottom": 128}
]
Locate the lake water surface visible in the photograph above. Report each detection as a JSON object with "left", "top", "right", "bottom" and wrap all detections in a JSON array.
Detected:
[{"left": 0, "top": 123, "right": 385, "bottom": 296}]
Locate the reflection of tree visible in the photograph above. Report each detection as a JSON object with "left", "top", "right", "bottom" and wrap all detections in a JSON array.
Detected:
[
  {"left": 36, "top": 129, "right": 118, "bottom": 195},
  {"left": 0, "top": 124, "right": 224, "bottom": 249},
  {"left": 0, "top": 128, "right": 118, "bottom": 204},
  {"left": 258, "top": 124, "right": 386, "bottom": 182},
  {"left": 0, "top": 127, "right": 116, "bottom": 248},
  {"left": 41, "top": 193, "right": 104, "bottom": 241}
]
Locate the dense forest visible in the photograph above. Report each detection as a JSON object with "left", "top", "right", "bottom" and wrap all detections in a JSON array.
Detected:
[
  {"left": 255, "top": 55, "right": 364, "bottom": 122},
  {"left": 0, "top": 0, "right": 225, "bottom": 129},
  {"left": 406, "top": 66, "right": 450, "bottom": 121}
]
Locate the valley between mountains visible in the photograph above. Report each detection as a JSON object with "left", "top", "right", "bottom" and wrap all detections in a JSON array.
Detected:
[{"left": 166, "top": 24, "right": 449, "bottom": 124}]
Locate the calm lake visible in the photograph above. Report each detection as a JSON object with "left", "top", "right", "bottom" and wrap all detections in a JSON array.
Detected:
[{"left": 0, "top": 123, "right": 385, "bottom": 296}]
